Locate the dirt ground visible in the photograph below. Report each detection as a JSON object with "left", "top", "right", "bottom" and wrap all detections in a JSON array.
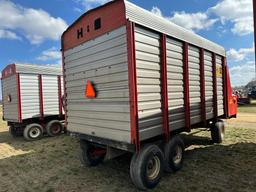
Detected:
[{"left": 0, "top": 105, "right": 255, "bottom": 192}]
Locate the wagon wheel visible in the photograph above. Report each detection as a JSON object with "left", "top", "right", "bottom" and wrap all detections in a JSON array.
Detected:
[
  {"left": 164, "top": 135, "right": 185, "bottom": 173},
  {"left": 211, "top": 120, "right": 225, "bottom": 143},
  {"left": 80, "top": 140, "right": 106, "bottom": 167},
  {"left": 130, "top": 145, "right": 164, "bottom": 190},
  {"left": 23, "top": 123, "right": 43, "bottom": 141},
  {"left": 46, "top": 120, "right": 63, "bottom": 137}
]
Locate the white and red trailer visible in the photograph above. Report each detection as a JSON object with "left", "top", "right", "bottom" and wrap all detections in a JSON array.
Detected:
[
  {"left": 61, "top": 0, "right": 237, "bottom": 189},
  {"left": 1, "top": 64, "right": 65, "bottom": 140}
]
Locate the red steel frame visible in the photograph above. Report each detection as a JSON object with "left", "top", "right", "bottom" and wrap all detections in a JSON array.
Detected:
[
  {"left": 253, "top": 0, "right": 256, "bottom": 79},
  {"left": 16, "top": 73, "right": 22, "bottom": 123},
  {"left": 183, "top": 42, "right": 191, "bottom": 131},
  {"left": 38, "top": 74, "right": 44, "bottom": 119},
  {"left": 61, "top": 42, "right": 68, "bottom": 128},
  {"left": 222, "top": 57, "right": 228, "bottom": 118},
  {"left": 126, "top": 21, "right": 140, "bottom": 151},
  {"left": 200, "top": 48, "right": 206, "bottom": 125},
  {"left": 212, "top": 53, "right": 218, "bottom": 119},
  {"left": 160, "top": 34, "right": 170, "bottom": 142},
  {"left": 58, "top": 75, "right": 63, "bottom": 116}
]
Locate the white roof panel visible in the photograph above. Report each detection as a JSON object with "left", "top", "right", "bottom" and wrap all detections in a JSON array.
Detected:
[
  {"left": 124, "top": 0, "right": 226, "bottom": 56},
  {"left": 15, "top": 64, "right": 62, "bottom": 75}
]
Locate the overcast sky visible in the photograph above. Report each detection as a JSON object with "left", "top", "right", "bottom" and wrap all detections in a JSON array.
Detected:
[{"left": 0, "top": 0, "right": 254, "bottom": 88}]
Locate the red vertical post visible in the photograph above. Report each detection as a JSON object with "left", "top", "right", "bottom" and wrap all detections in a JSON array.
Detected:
[
  {"left": 126, "top": 21, "right": 140, "bottom": 151},
  {"left": 253, "top": 0, "right": 256, "bottom": 79},
  {"left": 38, "top": 74, "right": 44, "bottom": 119},
  {"left": 212, "top": 53, "right": 218, "bottom": 119},
  {"left": 222, "top": 57, "right": 228, "bottom": 118},
  {"left": 1, "top": 78, "right": 4, "bottom": 120},
  {"left": 183, "top": 42, "right": 191, "bottom": 131},
  {"left": 160, "top": 34, "right": 170, "bottom": 142},
  {"left": 58, "top": 75, "right": 63, "bottom": 116},
  {"left": 61, "top": 47, "right": 67, "bottom": 128},
  {"left": 16, "top": 73, "right": 22, "bottom": 123},
  {"left": 200, "top": 48, "right": 206, "bottom": 125}
]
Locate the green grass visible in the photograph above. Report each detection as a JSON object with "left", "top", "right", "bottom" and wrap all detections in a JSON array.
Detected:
[
  {"left": 238, "top": 100, "right": 256, "bottom": 113},
  {"left": 0, "top": 106, "right": 255, "bottom": 191}
]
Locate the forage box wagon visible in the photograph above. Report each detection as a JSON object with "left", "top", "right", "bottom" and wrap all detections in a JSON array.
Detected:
[
  {"left": 1, "top": 64, "right": 65, "bottom": 140},
  {"left": 61, "top": 0, "right": 237, "bottom": 190}
]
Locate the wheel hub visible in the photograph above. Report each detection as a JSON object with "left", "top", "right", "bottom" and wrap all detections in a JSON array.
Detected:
[
  {"left": 29, "top": 127, "right": 40, "bottom": 138},
  {"left": 173, "top": 146, "right": 182, "bottom": 165},
  {"left": 146, "top": 156, "right": 160, "bottom": 180},
  {"left": 51, "top": 124, "right": 60, "bottom": 134}
]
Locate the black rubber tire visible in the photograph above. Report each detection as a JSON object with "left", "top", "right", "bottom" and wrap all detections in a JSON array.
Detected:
[
  {"left": 9, "top": 126, "right": 23, "bottom": 137},
  {"left": 130, "top": 152, "right": 138, "bottom": 186},
  {"left": 23, "top": 123, "right": 43, "bottom": 141},
  {"left": 211, "top": 120, "right": 225, "bottom": 143},
  {"left": 79, "top": 140, "right": 106, "bottom": 167},
  {"left": 46, "top": 120, "right": 63, "bottom": 137},
  {"left": 130, "top": 145, "right": 164, "bottom": 190},
  {"left": 164, "top": 135, "right": 185, "bottom": 173}
]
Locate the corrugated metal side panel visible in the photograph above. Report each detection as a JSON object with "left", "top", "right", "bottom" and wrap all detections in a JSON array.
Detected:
[
  {"left": 2, "top": 75, "right": 19, "bottom": 122},
  {"left": 42, "top": 75, "right": 59, "bottom": 115},
  {"left": 216, "top": 55, "right": 224, "bottom": 116},
  {"left": 124, "top": 1, "right": 226, "bottom": 57},
  {"left": 20, "top": 74, "right": 40, "bottom": 119},
  {"left": 135, "top": 25, "right": 163, "bottom": 141},
  {"left": 188, "top": 45, "right": 201, "bottom": 124},
  {"left": 204, "top": 51, "right": 214, "bottom": 120},
  {"left": 61, "top": 76, "right": 64, "bottom": 114},
  {"left": 166, "top": 37, "right": 185, "bottom": 130},
  {"left": 64, "top": 26, "right": 131, "bottom": 143}
]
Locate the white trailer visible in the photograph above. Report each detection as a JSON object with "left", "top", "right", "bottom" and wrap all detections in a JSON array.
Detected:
[
  {"left": 62, "top": 0, "right": 237, "bottom": 190},
  {"left": 1, "top": 64, "right": 65, "bottom": 140}
]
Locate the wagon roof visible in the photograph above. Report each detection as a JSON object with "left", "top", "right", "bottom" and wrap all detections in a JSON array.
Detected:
[
  {"left": 14, "top": 64, "right": 62, "bottom": 75},
  {"left": 1, "top": 63, "right": 62, "bottom": 79},
  {"left": 62, "top": 0, "right": 226, "bottom": 56}
]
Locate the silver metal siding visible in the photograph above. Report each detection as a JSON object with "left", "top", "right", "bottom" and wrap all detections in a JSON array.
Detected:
[
  {"left": 204, "top": 51, "right": 214, "bottom": 119},
  {"left": 216, "top": 55, "right": 224, "bottom": 116},
  {"left": 124, "top": 1, "right": 226, "bottom": 57},
  {"left": 135, "top": 26, "right": 163, "bottom": 141},
  {"left": 2, "top": 75, "right": 19, "bottom": 122},
  {"left": 188, "top": 45, "right": 201, "bottom": 124},
  {"left": 61, "top": 76, "right": 64, "bottom": 114},
  {"left": 166, "top": 37, "right": 185, "bottom": 130},
  {"left": 64, "top": 26, "right": 131, "bottom": 143},
  {"left": 19, "top": 74, "right": 40, "bottom": 119},
  {"left": 42, "top": 75, "right": 59, "bottom": 115}
]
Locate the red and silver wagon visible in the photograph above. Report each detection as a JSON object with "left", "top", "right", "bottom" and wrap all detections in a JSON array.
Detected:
[
  {"left": 61, "top": 0, "right": 237, "bottom": 190},
  {"left": 1, "top": 64, "right": 65, "bottom": 140}
]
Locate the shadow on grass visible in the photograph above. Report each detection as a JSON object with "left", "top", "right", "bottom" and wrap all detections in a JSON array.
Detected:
[{"left": 0, "top": 133, "right": 255, "bottom": 192}]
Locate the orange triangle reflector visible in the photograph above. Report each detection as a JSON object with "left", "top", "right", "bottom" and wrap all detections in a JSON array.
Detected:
[{"left": 85, "top": 80, "right": 96, "bottom": 98}]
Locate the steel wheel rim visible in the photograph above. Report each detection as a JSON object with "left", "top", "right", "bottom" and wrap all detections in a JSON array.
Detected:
[
  {"left": 29, "top": 127, "right": 40, "bottom": 138},
  {"left": 146, "top": 156, "right": 161, "bottom": 180},
  {"left": 173, "top": 146, "right": 182, "bottom": 165},
  {"left": 51, "top": 123, "right": 61, "bottom": 134}
]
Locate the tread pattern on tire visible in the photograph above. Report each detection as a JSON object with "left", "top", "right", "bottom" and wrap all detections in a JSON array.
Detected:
[
  {"left": 130, "top": 145, "right": 164, "bottom": 190},
  {"left": 211, "top": 120, "right": 225, "bottom": 143},
  {"left": 164, "top": 135, "right": 185, "bottom": 173}
]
